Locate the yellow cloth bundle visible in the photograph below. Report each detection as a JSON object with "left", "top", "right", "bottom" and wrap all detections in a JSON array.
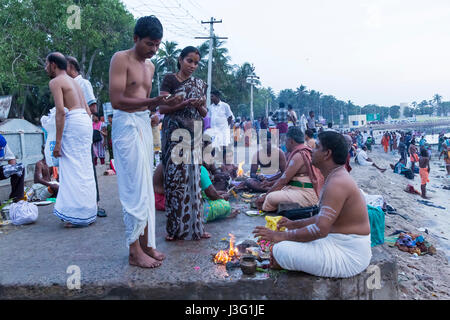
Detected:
[{"left": 265, "top": 216, "right": 286, "bottom": 231}]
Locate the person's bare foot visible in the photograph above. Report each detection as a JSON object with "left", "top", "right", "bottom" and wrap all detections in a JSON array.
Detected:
[
  {"left": 269, "top": 253, "right": 283, "bottom": 270},
  {"left": 201, "top": 232, "right": 211, "bottom": 239},
  {"left": 64, "top": 222, "right": 84, "bottom": 228},
  {"left": 141, "top": 246, "right": 166, "bottom": 261},
  {"left": 129, "top": 252, "right": 162, "bottom": 268},
  {"left": 165, "top": 235, "right": 176, "bottom": 241},
  {"left": 227, "top": 209, "right": 240, "bottom": 219}
]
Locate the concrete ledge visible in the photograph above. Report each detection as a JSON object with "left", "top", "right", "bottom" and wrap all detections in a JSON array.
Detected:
[
  {"left": 0, "top": 175, "right": 398, "bottom": 300},
  {"left": 0, "top": 245, "right": 398, "bottom": 300}
]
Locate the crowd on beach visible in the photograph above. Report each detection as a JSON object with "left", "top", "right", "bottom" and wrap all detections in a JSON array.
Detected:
[{"left": 1, "top": 15, "right": 449, "bottom": 279}]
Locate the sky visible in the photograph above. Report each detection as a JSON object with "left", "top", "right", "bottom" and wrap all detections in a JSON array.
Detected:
[{"left": 122, "top": 0, "right": 450, "bottom": 107}]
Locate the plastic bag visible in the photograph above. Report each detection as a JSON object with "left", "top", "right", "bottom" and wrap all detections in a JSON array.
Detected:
[
  {"left": 9, "top": 200, "right": 38, "bottom": 225},
  {"left": 40, "top": 107, "right": 59, "bottom": 167},
  {"left": 364, "top": 194, "right": 385, "bottom": 209}
]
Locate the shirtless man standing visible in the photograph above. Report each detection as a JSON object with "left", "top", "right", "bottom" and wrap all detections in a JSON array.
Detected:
[
  {"left": 109, "top": 16, "right": 185, "bottom": 268},
  {"left": 45, "top": 52, "right": 98, "bottom": 227},
  {"left": 255, "top": 126, "right": 323, "bottom": 211},
  {"left": 253, "top": 131, "right": 372, "bottom": 278}
]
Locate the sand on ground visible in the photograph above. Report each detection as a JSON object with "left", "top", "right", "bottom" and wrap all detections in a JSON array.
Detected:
[{"left": 351, "top": 145, "right": 450, "bottom": 300}]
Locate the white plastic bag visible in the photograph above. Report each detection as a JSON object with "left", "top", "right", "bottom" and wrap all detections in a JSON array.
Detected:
[
  {"left": 9, "top": 200, "right": 38, "bottom": 225},
  {"left": 41, "top": 107, "right": 59, "bottom": 167},
  {"left": 365, "top": 195, "right": 385, "bottom": 209},
  {"left": 360, "top": 189, "right": 385, "bottom": 209},
  {"left": 405, "top": 156, "right": 412, "bottom": 169}
]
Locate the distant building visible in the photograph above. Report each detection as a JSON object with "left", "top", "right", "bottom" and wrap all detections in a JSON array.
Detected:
[
  {"left": 348, "top": 115, "right": 367, "bottom": 129},
  {"left": 399, "top": 103, "right": 408, "bottom": 119}
]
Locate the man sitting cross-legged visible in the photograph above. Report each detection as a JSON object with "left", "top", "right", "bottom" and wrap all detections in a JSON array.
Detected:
[
  {"left": 253, "top": 131, "right": 372, "bottom": 278},
  {"left": 244, "top": 131, "right": 286, "bottom": 193},
  {"left": 32, "top": 146, "right": 59, "bottom": 201},
  {"left": 254, "top": 126, "right": 323, "bottom": 212}
]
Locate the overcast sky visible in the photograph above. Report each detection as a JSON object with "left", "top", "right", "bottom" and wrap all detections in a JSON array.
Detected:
[{"left": 123, "top": 0, "right": 450, "bottom": 106}]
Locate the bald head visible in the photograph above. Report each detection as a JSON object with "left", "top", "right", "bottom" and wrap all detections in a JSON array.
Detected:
[{"left": 46, "top": 52, "right": 67, "bottom": 71}]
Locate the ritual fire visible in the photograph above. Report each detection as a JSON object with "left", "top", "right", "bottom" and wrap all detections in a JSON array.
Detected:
[
  {"left": 214, "top": 233, "right": 240, "bottom": 264},
  {"left": 237, "top": 161, "right": 245, "bottom": 177}
]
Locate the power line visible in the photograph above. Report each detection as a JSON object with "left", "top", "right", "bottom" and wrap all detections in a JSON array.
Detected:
[
  {"left": 195, "top": 17, "right": 228, "bottom": 108},
  {"left": 126, "top": 0, "right": 209, "bottom": 38}
]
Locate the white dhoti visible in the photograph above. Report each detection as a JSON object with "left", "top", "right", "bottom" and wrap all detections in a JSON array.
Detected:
[
  {"left": 273, "top": 233, "right": 372, "bottom": 278},
  {"left": 112, "top": 109, "right": 155, "bottom": 248},
  {"left": 53, "top": 109, "right": 97, "bottom": 226}
]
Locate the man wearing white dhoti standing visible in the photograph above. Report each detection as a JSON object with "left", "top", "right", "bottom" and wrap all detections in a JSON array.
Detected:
[
  {"left": 45, "top": 52, "right": 97, "bottom": 228},
  {"left": 206, "top": 89, "right": 234, "bottom": 163},
  {"left": 108, "top": 16, "right": 185, "bottom": 268}
]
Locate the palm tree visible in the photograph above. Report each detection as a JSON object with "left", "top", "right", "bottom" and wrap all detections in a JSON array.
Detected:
[
  {"left": 295, "top": 85, "right": 307, "bottom": 113},
  {"left": 151, "top": 57, "right": 164, "bottom": 96},
  {"left": 433, "top": 94, "right": 442, "bottom": 116},
  {"left": 158, "top": 41, "right": 181, "bottom": 74}
]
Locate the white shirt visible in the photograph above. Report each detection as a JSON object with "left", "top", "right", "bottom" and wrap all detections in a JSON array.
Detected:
[
  {"left": 356, "top": 149, "right": 372, "bottom": 166},
  {"left": 74, "top": 75, "right": 96, "bottom": 106},
  {"left": 208, "top": 101, "right": 234, "bottom": 147},
  {"left": 0, "top": 144, "right": 16, "bottom": 163},
  {"left": 209, "top": 101, "right": 234, "bottom": 128}
]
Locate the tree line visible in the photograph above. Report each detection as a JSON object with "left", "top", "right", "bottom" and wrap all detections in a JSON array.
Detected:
[{"left": 1, "top": 0, "right": 449, "bottom": 125}]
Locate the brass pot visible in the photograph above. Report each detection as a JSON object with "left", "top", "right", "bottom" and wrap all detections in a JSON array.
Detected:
[{"left": 240, "top": 255, "right": 257, "bottom": 275}]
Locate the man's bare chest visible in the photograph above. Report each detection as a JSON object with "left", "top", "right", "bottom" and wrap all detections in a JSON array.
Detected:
[{"left": 126, "top": 64, "right": 153, "bottom": 91}]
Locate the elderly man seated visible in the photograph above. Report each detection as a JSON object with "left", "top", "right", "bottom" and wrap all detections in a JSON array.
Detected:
[
  {"left": 253, "top": 131, "right": 372, "bottom": 278},
  {"left": 244, "top": 131, "right": 286, "bottom": 193},
  {"left": 254, "top": 126, "right": 323, "bottom": 212},
  {"left": 0, "top": 134, "right": 25, "bottom": 202},
  {"left": 32, "top": 146, "right": 59, "bottom": 201}
]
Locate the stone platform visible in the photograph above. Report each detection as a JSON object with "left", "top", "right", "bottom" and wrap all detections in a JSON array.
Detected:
[{"left": 0, "top": 174, "right": 398, "bottom": 300}]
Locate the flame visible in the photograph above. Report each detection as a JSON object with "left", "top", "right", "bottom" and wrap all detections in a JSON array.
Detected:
[
  {"left": 228, "top": 233, "right": 239, "bottom": 257},
  {"left": 214, "top": 234, "right": 240, "bottom": 264},
  {"left": 237, "top": 161, "right": 245, "bottom": 177},
  {"left": 214, "top": 250, "right": 232, "bottom": 264}
]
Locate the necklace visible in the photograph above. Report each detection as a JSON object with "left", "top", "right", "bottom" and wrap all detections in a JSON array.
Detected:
[
  {"left": 175, "top": 72, "right": 188, "bottom": 82},
  {"left": 319, "top": 165, "right": 345, "bottom": 204}
]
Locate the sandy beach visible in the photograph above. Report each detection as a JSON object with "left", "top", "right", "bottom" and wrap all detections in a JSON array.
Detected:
[{"left": 351, "top": 144, "right": 450, "bottom": 300}]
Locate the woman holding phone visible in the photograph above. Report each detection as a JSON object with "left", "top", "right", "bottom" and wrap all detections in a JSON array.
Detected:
[{"left": 159, "top": 46, "right": 210, "bottom": 241}]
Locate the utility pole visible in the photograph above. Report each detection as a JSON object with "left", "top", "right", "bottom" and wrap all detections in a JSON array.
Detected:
[
  {"left": 246, "top": 72, "right": 260, "bottom": 124},
  {"left": 196, "top": 17, "right": 227, "bottom": 108},
  {"left": 265, "top": 98, "right": 268, "bottom": 119}
]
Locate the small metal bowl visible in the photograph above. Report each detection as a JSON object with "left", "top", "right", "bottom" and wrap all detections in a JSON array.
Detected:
[{"left": 240, "top": 255, "right": 257, "bottom": 275}]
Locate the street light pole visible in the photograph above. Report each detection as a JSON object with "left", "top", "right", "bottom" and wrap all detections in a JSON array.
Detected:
[
  {"left": 196, "top": 18, "right": 228, "bottom": 108},
  {"left": 246, "top": 72, "right": 260, "bottom": 124}
]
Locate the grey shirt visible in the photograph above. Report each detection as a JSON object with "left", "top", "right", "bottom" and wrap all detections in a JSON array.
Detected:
[{"left": 307, "top": 116, "right": 315, "bottom": 129}]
